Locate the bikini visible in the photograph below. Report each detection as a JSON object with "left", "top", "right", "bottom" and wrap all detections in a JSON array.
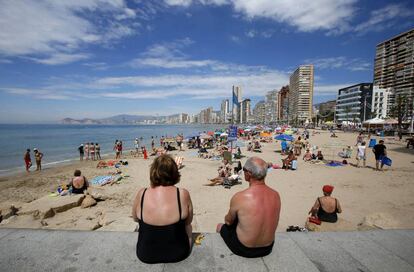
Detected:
[
  {"left": 220, "top": 217, "right": 274, "bottom": 258},
  {"left": 317, "top": 197, "right": 339, "bottom": 223},
  {"left": 136, "top": 188, "right": 190, "bottom": 264}
]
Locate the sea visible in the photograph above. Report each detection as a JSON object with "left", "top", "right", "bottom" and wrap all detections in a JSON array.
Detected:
[{"left": 0, "top": 124, "right": 223, "bottom": 176}]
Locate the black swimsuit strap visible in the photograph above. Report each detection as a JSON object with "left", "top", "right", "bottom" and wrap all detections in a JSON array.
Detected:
[
  {"left": 177, "top": 188, "right": 182, "bottom": 220},
  {"left": 140, "top": 188, "right": 148, "bottom": 222}
]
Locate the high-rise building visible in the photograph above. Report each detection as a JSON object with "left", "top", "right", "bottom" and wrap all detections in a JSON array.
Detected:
[
  {"left": 241, "top": 99, "right": 251, "bottom": 124},
  {"left": 335, "top": 83, "right": 373, "bottom": 123},
  {"left": 288, "top": 65, "right": 314, "bottom": 123},
  {"left": 277, "top": 85, "right": 289, "bottom": 123},
  {"left": 253, "top": 100, "right": 265, "bottom": 124},
  {"left": 232, "top": 85, "right": 242, "bottom": 123},
  {"left": 264, "top": 90, "right": 278, "bottom": 124},
  {"left": 220, "top": 99, "right": 230, "bottom": 123},
  {"left": 371, "top": 86, "right": 393, "bottom": 119},
  {"left": 199, "top": 107, "right": 213, "bottom": 123},
  {"left": 374, "top": 29, "right": 414, "bottom": 98}
]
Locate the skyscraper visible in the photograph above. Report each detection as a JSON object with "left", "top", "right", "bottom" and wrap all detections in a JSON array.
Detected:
[
  {"left": 232, "top": 85, "right": 242, "bottom": 124},
  {"left": 288, "top": 65, "right": 314, "bottom": 123},
  {"left": 264, "top": 90, "right": 278, "bottom": 124},
  {"left": 220, "top": 99, "right": 230, "bottom": 123},
  {"left": 241, "top": 99, "right": 251, "bottom": 124},
  {"left": 277, "top": 85, "right": 289, "bottom": 123},
  {"left": 374, "top": 28, "right": 414, "bottom": 119},
  {"left": 253, "top": 100, "right": 265, "bottom": 124}
]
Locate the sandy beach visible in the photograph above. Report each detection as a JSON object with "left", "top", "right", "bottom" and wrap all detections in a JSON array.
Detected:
[{"left": 1, "top": 130, "right": 413, "bottom": 233}]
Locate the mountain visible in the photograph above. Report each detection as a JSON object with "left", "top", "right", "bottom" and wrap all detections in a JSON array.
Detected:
[{"left": 61, "top": 114, "right": 166, "bottom": 125}]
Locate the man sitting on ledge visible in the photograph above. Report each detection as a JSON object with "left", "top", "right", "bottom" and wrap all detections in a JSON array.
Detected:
[{"left": 216, "top": 157, "right": 281, "bottom": 258}]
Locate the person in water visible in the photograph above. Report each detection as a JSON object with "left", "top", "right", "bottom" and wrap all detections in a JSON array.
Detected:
[
  {"left": 216, "top": 157, "right": 281, "bottom": 258},
  {"left": 132, "top": 154, "right": 193, "bottom": 264},
  {"left": 309, "top": 185, "right": 342, "bottom": 223},
  {"left": 69, "top": 170, "right": 89, "bottom": 194}
]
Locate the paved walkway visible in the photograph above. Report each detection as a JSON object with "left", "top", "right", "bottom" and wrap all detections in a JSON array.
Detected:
[{"left": 0, "top": 229, "right": 413, "bottom": 271}]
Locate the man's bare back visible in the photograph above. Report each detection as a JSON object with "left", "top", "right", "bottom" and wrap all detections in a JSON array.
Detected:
[{"left": 231, "top": 184, "right": 281, "bottom": 247}]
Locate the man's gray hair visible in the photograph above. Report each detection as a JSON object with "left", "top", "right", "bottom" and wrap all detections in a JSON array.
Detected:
[{"left": 244, "top": 157, "right": 267, "bottom": 180}]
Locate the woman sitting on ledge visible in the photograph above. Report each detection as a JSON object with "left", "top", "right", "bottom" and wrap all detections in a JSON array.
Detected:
[
  {"left": 309, "top": 185, "right": 342, "bottom": 223},
  {"left": 132, "top": 155, "right": 193, "bottom": 263}
]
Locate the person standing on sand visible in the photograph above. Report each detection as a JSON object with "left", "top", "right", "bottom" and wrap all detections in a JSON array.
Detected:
[
  {"left": 33, "top": 148, "right": 43, "bottom": 171},
  {"left": 90, "top": 142, "right": 95, "bottom": 161},
  {"left": 85, "top": 143, "right": 89, "bottom": 160},
  {"left": 216, "top": 157, "right": 281, "bottom": 258},
  {"left": 356, "top": 142, "right": 366, "bottom": 168},
  {"left": 78, "top": 144, "right": 84, "bottom": 161},
  {"left": 373, "top": 140, "right": 387, "bottom": 171},
  {"left": 151, "top": 136, "right": 155, "bottom": 150},
  {"left": 24, "top": 149, "right": 32, "bottom": 172},
  {"left": 95, "top": 143, "right": 101, "bottom": 160}
]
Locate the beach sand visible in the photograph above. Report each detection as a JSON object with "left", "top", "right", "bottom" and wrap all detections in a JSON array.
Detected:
[{"left": 1, "top": 130, "right": 414, "bottom": 233}]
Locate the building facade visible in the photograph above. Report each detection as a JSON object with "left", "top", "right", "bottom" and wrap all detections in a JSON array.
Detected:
[
  {"left": 220, "top": 99, "right": 230, "bottom": 123},
  {"left": 371, "top": 86, "right": 393, "bottom": 119},
  {"left": 335, "top": 83, "right": 373, "bottom": 123},
  {"left": 374, "top": 28, "right": 414, "bottom": 119},
  {"left": 264, "top": 90, "right": 278, "bottom": 124},
  {"left": 277, "top": 85, "right": 289, "bottom": 123},
  {"left": 241, "top": 99, "right": 251, "bottom": 124},
  {"left": 232, "top": 85, "right": 242, "bottom": 124},
  {"left": 288, "top": 65, "right": 314, "bottom": 123},
  {"left": 253, "top": 100, "right": 265, "bottom": 124}
]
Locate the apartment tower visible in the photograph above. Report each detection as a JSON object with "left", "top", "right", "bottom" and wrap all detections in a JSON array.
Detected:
[{"left": 288, "top": 65, "right": 314, "bottom": 123}]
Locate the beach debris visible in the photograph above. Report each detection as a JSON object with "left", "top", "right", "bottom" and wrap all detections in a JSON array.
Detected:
[
  {"left": 87, "top": 187, "right": 110, "bottom": 201},
  {"left": 194, "top": 234, "right": 205, "bottom": 245},
  {"left": 81, "top": 195, "right": 97, "bottom": 209}
]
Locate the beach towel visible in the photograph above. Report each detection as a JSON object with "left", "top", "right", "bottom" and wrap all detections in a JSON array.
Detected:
[
  {"left": 381, "top": 156, "right": 392, "bottom": 166},
  {"left": 90, "top": 175, "right": 113, "bottom": 186},
  {"left": 326, "top": 161, "right": 343, "bottom": 167}
]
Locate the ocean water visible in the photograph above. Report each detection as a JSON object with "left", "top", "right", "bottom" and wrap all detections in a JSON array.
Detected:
[{"left": 0, "top": 124, "right": 222, "bottom": 175}]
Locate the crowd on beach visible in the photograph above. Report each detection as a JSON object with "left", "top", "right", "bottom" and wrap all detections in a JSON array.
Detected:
[{"left": 20, "top": 125, "right": 402, "bottom": 264}]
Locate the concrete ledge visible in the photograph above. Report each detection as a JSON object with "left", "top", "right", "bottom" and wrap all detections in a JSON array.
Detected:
[{"left": 0, "top": 229, "right": 413, "bottom": 271}]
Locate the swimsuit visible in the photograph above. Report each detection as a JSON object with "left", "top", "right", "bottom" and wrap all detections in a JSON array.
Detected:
[
  {"left": 71, "top": 176, "right": 88, "bottom": 194},
  {"left": 220, "top": 217, "right": 274, "bottom": 258},
  {"left": 136, "top": 188, "right": 190, "bottom": 264},
  {"left": 317, "top": 198, "right": 338, "bottom": 223}
]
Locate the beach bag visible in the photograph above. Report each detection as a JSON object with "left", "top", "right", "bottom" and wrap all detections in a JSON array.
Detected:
[
  {"left": 291, "top": 160, "right": 298, "bottom": 170},
  {"left": 369, "top": 139, "right": 376, "bottom": 148},
  {"left": 308, "top": 216, "right": 321, "bottom": 225},
  {"left": 382, "top": 156, "right": 392, "bottom": 166}
]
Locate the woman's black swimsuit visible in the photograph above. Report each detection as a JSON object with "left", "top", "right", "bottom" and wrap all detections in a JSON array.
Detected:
[
  {"left": 136, "top": 188, "right": 190, "bottom": 264},
  {"left": 71, "top": 176, "right": 88, "bottom": 194},
  {"left": 317, "top": 198, "right": 339, "bottom": 223},
  {"left": 220, "top": 217, "right": 274, "bottom": 258}
]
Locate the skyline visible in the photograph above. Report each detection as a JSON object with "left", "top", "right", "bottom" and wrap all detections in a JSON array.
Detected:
[{"left": 0, "top": 0, "right": 414, "bottom": 123}]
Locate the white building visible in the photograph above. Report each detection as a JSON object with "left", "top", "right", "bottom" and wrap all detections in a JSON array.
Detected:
[
  {"left": 288, "top": 65, "right": 314, "bottom": 123},
  {"left": 220, "top": 99, "right": 230, "bottom": 123},
  {"left": 264, "top": 90, "right": 279, "bottom": 124},
  {"left": 371, "top": 86, "right": 393, "bottom": 119}
]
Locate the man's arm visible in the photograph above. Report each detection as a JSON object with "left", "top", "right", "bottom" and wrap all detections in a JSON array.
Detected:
[{"left": 224, "top": 194, "right": 239, "bottom": 225}]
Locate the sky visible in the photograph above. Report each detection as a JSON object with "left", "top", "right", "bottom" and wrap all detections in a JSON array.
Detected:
[{"left": 0, "top": 0, "right": 413, "bottom": 123}]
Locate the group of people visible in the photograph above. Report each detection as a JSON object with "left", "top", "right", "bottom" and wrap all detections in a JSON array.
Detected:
[
  {"left": 132, "top": 154, "right": 341, "bottom": 263},
  {"left": 78, "top": 143, "right": 101, "bottom": 161},
  {"left": 354, "top": 133, "right": 388, "bottom": 170},
  {"left": 24, "top": 148, "right": 43, "bottom": 172}
]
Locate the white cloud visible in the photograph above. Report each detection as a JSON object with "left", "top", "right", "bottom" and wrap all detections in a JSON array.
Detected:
[
  {"left": 1, "top": 88, "right": 74, "bottom": 100},
  {"left": 245, "top": 29, "right": 274, "bottom": 38},
  {"left": 165, "top": 0, "right": 357, "bottom": 33},
  {"left": 0, "top": 0, "right": 139, "bottom": 64},
  {"left": 354, "top": 4, "right": 414, "bottom": 34},
  {"left": 30, "top": 53, "right": 91, "bottom": 65},
  {"left": 305, "top": 57, "right": 371, "bottom": 71}
]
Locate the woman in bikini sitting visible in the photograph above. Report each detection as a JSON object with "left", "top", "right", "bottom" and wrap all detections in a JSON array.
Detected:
[{"left": 309, "top": 185, "right": 342, "bottom": 223}]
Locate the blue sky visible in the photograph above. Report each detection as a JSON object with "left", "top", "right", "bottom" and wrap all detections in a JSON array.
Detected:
[{"left": 0, "top": 0, "right": 413, "bottom": 123}]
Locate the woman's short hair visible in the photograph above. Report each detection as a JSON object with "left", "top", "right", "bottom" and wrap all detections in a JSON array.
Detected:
[
  {"left": 150, "top": 154, "right": 180, "bottom": 186},
  {"left": 74, "top": 170, "right": 81, "bottom": 176}
]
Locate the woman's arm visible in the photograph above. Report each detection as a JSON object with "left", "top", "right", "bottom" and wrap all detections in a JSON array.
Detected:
[
  {"left": 131, "top": 188, "right": 143, "bottom": 222},
  {"left": 336, "top": 199, "right": 342, "bottom": 213},
  {"left": 309, "top": 199, "right": 320, "bottom": 216}
]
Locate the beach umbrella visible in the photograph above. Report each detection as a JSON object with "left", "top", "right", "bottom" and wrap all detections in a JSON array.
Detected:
[
  {"left": 284, "top": 130, "right": 294, "bottom": 135},
  {"left": 220, "top": 132, "right": 228, "bottom": 137},
  {"left": 274, "top": 134, "right": 294, "bottom": 141},
  {"left": 214, "top": 131, "right": 222, "bottom": 135},
  {"left": 207, "top": 131, "right": 214, "bottom": 136}
]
